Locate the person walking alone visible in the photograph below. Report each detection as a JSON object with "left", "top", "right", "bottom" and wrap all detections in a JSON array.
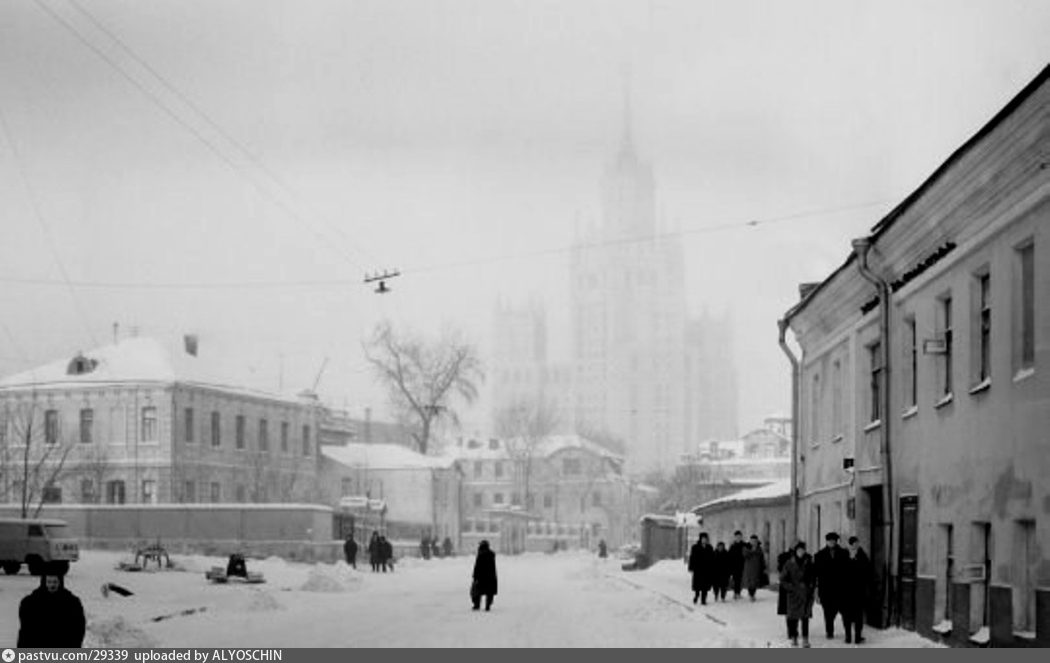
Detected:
[
  {"left": 814, "top": 532, "right": 850, "bottom": 639},
  {"left": 727, "top": 531, "right": 746, "bottom": 600},
  {"left": 781, "top": 541, "right": 816, "bottom": 648},
  {"left": 343, "top": 534, "right": 358, "bottom": 569},
  {"left": 471, "top": 540, "right": 498, "bottom": 611},
  {"left": 688, "top": 532, "right": 715, "bottom": 605},
  {"left": 842, "top": 536, "right": 872, "bottom": 644},
  {"left": 741, "top": 535, "right": 767, "bottom": 601}
]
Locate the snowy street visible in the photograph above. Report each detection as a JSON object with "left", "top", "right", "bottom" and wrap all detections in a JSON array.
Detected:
[{"left": 0, "top": 551, "right": 938, "bottom": 648}]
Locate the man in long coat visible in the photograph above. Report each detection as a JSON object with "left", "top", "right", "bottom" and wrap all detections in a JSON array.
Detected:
[
  {"left": 842, "top": 536, "right": 872, "bottom": 644},
  {"left": 741, "top": 535, "right": 767, "bottom": 601},
  {"left": 813, "top": 531, "right": 850, "bottom": 639},
  {"left": 781, "top": 541, "right": 816, "bottom": 648},
  {"left": 343, "top": 534, "right": 358, "bottom": 569},
  {"left": 368, "top": 531, "right": 381, "bottom": 572},
  {"left": 688, "top": 532, "right": 715, "bottom": 605},
  {"left": 18, "top": 565, "right": 85, "bottom": 648},
  {"left": 727, "top": 530, "right": 747, "bottom": 599},
  {"left": 471, "top": 540, "right": 498, "bottom": 611}
]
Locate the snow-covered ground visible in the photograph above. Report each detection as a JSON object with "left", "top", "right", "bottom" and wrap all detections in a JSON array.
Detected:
[{"left": 0, "top": 551, "right": 941, "bottom": 648}]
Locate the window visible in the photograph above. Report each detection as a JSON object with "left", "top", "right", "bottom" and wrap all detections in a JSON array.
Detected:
[
  {"left": 106, "top": 480, "right": 126, "bottom": 504},
  {"left": 341, "top": 478, "right": 353, "bottom": 495},
  {"left": 592, "top": 492, "right": 601, "bottom": 507},
  {"left": 28, "top": 525, "right": 44, "bottom": 537},
  {"left": 45, "top": 409, "right": 59, "bottom": 445},
  {"left": 511, "top": 492, "right": 521, "bottom": 506},
  {"left": 258, "top": 418, "right": 269, "bottom": 451},
  {"left": 473, "top": 492, "right": 483, "bottom": 508},
  {"left": 938, "top": 295, "right": 954, "bottom": 396},
  {"left": 488, "top": 438, "right": 499, "bottom": 450},
  {"left": 281, "top": 421, "right": 289, "bottom": 453},
  {"left": 831, "top": 359, "right": 843, "bottom": 437},
  {"left": 235, "top": 485, "right": 246, "bottom": 502},
  {"left": 211, "top": 411, "right": 221, "bottom": 447},
  {"left": 184, "top": 481, "right": 196, "bottom": 503},
  {"left": 473, "top": 461, "right": 482, "bottom": 478},
  {"left": 543, "top": 493, "right": 553, "bottom": 509},
  {"left": 184, "top": 408, "right": 194, "bottom": 443},
  {"left": 810, "top": 373, "right": 821, "bottom": 442},
  {"left": 141, "top": 479, "right": 156, "bottom": 504},
  {"left": 904, "top": 317, "right": 917, "bottom": 409},
  {"left": 563, "top": 458, "right": 581, "bottom": 476},
  {"left": 493, "top": 492, "right": 504, "bottom": 505},
  {"left": 42, "top": 486, "right": 62, "bottom": 504},
  {"left": 140, "top": 406, "right": 157, "bottom": 443},
  {"left": 940, "top": 524, "right": 954, "bottom": 621},
  {"left": 494, "top": 461, "right": 503, "bottom": 478},
  {"left": 302, "top": 425, "right": 311, "bottom": 456},
  {"left": 210, "top": 482, "right": 221, "bottom": 503},
  {"left": 868, "top": 342, "right": 883, "bottom": 423},
  {"left": 235, "top": 415, "right": 245, "bottom": 449},
  {"left": 79, "top": 408, "right": 93, "bottom": 444},
  {"left": 974, "top": 271, "right": 992, "bottom": 384},
  {"left": 80, "top": 479, "right": 94, "bottom": 503},
  {"left": 1016, "top": 242, "right": 1035, "bottom": 371}
]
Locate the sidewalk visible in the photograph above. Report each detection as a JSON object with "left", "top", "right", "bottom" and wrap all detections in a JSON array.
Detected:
[{"left": 608, "top": 560, "right": 944, "bottom": 648}]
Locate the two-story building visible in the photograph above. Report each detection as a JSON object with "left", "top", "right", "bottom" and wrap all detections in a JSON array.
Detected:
[
  {"left": 781, "top": 64, "right": 1049, "bottom": 646},
  {"left": 0, "top": 336, "right": 322, "bottom": 506}
]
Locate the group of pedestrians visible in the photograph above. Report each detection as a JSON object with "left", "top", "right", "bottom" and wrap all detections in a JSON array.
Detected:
[
  {"left": 346, "top": 531, "right": 394, "bottom": 572},
  {"left": 419, "top": 535, "right": 455, "bottom": 559},
  {"left": 687, "top": 530, "right": 768, "bottom": 606},
  {"left": 776, "top": 532, "right": 873, "bottom": 647}
]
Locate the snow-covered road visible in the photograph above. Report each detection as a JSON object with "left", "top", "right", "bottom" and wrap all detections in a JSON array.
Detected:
[{"left": 0, "top": 551, "right": 939, "bottom": 648}]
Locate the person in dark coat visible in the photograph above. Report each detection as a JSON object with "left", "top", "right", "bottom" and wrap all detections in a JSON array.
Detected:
[
  {"left": 727, "top": 530, "right": 746, "bottom": 599},
  {"left": 741, "top": 535, "right": 767, "bottom": 601},
  {"left": 18, "top": 565, "right": 86, "bottom": 648},
  {"left": 687, "top": 532, "right": 716, "bottom": 605},
  {"left": 368, "top": 531, "right": 381, "bottom": 572},
  {"left": 776, "top": 548, "right": 793, "bottom": 619},
  {"left": 598, "top": 539, "right": 608, "bottom": 559},
  {"left": 813, "top": 531, "right": 850, "bottom": 639},
  {"left": 842, "top": 536, "right": 872, "bottom": 644},
  {"left": 420, "top": 535, "right": 431, "bottom": 560},
  {"left": 471, "top": 540, "right": 498, "bottom": 611},
  {"left": 781, "top": 541, "right": 816, "bottom": 648},
  {"left": 712, "top": 542, "right": 731, "bottom": 602},
  {"left": 343, "top": 534, "right": 358, "bottom": 569},
  {"left": 380, "top": 536, "right": 394, "bottom": 572},
  {"left": 430, "top": 538, "right": 441, "bottom": 559},
  {"left": 442, "top": 537, "right": 454, "bottom": 558}
]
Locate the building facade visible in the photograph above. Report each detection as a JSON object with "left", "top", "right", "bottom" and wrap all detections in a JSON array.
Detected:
[
  {"left": 782, "top": 65, "right": 1050, "bottom": 646},
  {"left": 0, "top": 337, "right": 323, "bottom": 507}
]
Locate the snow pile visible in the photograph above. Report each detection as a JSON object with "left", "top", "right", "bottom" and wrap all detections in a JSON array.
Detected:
[
  {"left": 245, "top": 590, "right": 283, "bottom": 612},
  {"left": 86, "top": 616, "right": 157, "bottom": 648},
  {"left": 299, "top": 564, "right": 363, "bottom": 593}
]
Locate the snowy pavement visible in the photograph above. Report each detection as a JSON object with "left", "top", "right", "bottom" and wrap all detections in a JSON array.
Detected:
[{"left": 0, "top": 551, "right": 940, "bottom": 648}]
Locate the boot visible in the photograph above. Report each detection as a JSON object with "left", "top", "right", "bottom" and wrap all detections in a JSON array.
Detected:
[
  {"left": 790, "top": 637, "right": 798, "bottom": 648},
  {"left": 802, "top": 638, "right": 811, "bottom": 648}
]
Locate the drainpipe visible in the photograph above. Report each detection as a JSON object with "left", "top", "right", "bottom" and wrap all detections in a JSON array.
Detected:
[
  {"left": 777, "top": 319, "right": 800, "bottom": 546},
  {"left": 851, "top": 236, "right": 895, "bottom": 627}
]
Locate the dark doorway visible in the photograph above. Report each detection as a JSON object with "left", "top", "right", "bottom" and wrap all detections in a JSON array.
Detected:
[
  {"left": 865, "top": 486, "right": 887, "bottom": 628},
  {"left": 899, "top": 495, "right": 919, "bottom": 630}
]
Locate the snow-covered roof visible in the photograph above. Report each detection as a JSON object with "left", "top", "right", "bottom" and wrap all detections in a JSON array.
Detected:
[
  {"left": 443, "top": 433, "right": 622, "bottom": 462},
  {"left": 322, "top": 443, "right": 457, "bottom": 470},
  {"left": 690, "top": 478, "right": 791, "bottom": 513},
  {"left": 0, "top": 337, "right": 307, "bottom": 405}
]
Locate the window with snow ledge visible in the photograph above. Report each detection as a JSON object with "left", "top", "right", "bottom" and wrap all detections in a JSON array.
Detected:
[
  {"left": 968, "top": 378, "right": 991, "bottom": 395},
  {"left": 901, "top": 405, "right": 918, "bottom": 420},
  {"left": 934, "top": 393, "right": 954, "bottom": 409},
  {"left": 1013, "top": 367, "right": 1035, "bottom": 384}
]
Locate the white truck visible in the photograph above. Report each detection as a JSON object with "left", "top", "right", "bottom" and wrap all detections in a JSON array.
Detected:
[{"left": 0, "top": 517, "right": 80, "bottom": 576}]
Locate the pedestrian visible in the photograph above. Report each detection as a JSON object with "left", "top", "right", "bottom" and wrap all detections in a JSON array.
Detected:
[
  {"left": 776, "top": 547, "right": 793, "bottom": 617},
  {"left": 431, "top": 537, "right": 441, "bottom": 559},
  {"left": 18, "top": 563, "right": 86, "bottom": 648},
  {"left": 741, "top": 535, "right": 767, "bottom": 601},
  {"left": 368, "top": 531, "right": 380, "bottom": 572},
  {"left": 471, "top": 540, "right": 498, "bottom": 611},
  {"left": 813, "top": 531, "right": 850, "bottom": 639},
  {"left": 842, "top": 536, "right": 872, "bottom": 644},
  {"left": 598, "top": 539, "right": 608, "bottom": 559},
  {"left": 687, "top": 531, "right": 715, "bottom": 605},
  {"left": 380, "top": 535, "right": 394, "bottom": 572},
  {"left": 712, "top": 542, "right": 731, "bottom": 601},
  {"left": 343, "top": 533, "right": 358, "bottom": 569},
  {"left": 442, "top": 536, "right": 454, "bottom": 558},
  {"left": 781, "top": 541, "right": 816, "bottom": 648},
  {"left": 727, "top": 530, "right": 746, "bottom": 599},
  {"left": 420, "top": 534, "right": 431, "bottom": 560}
]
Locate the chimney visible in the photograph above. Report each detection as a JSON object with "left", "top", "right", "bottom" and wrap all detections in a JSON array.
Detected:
[
  {"left": 183, "top": 334, "right": 199, "bottom": 357},
  {"left": 798, "top": 282, "right": 820, "bottom": 300}
]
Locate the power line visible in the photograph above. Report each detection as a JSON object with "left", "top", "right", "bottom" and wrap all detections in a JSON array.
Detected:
[
  {"left": 62, "top": 0, "right": 389, "bottom": 270},
  {"left": 29, "top": 0, "right": 371, "bottom": 275},
  {"left": 0, "top": 100, "right": 100, "bottom": 347},
  {"left": 0, "top": 196, "right": 891, "bottom": 291}
]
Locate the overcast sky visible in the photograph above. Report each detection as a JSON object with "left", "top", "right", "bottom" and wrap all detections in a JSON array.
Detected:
[{"left": 1, "top": 0, "right": 1048, "bottom": 437}]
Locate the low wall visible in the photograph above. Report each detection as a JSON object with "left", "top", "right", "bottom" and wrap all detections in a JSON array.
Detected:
[{"left": 0, "top": 504, "right": 340, "bottom": 563}]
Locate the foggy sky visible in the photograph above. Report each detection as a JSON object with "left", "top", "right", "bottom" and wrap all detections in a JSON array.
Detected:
[{"left": 1, "top": 0, "right": 1048, "bottom": 439}]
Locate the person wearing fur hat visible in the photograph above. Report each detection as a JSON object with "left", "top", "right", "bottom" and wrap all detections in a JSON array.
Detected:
[{"left": 18, "top": 563, "right": 85, "bottom": 648}]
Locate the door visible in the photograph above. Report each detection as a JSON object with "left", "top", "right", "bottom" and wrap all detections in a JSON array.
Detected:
[
  {"left": 866, "top": 486, "right": 887, "bottom": 628},
  {"left": 899, "top": 495, "right": 919, "bottom": 629}
]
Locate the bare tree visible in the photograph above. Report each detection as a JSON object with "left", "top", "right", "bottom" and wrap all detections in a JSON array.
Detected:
[
  {"left": 495, "top": 397, "right": 559, "bottom": 511},
  {"left": 363, "top": 321, "right": 483, "bottom": 455},
  {"left": 2, "top": 400, "right": 75, "bottom": 518}
]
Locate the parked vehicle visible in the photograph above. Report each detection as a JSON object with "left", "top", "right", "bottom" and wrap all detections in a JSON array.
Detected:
[{"left": 0, "top": 518, "right": 80, "bottom": 576}]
